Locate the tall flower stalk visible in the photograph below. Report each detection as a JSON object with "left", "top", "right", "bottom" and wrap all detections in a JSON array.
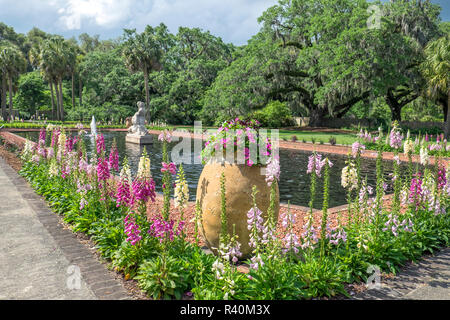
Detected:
[
  {"left": 174, "top": 164, "right": 189, "bottom": 239},
  {"left": 374, "top": 142, "right": 385, "bottom": 244},
  {"left": 320, "top": 158, "right": 330, "bottom": 259},
  {"left": 159, "top": 132, "right": 173, "bottom": 220},
  {"left": 219, "top": 171, "right": 229, "bottom": 245}
]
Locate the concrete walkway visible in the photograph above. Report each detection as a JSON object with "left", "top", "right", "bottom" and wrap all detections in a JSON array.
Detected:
[
  {"left": 0, "top": 158, "right": 131, "bottom": 300},
  {"left": 354, "top": 247, "right": 450, "bottom": 300}
]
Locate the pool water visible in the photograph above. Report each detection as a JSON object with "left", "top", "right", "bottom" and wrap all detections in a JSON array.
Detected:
[{"left": 16, "top": 130, "right": 410, "bottom": 209}]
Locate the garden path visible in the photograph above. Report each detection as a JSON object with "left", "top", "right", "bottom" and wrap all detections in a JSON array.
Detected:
[
  {"left": 0, "top": 157, "right": 131, "bottom": 300},
  {"left": 354, "top": 247, "right": 450, "bottom": 300}
]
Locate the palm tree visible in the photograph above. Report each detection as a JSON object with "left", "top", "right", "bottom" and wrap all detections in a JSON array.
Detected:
[
  {"left": 0, "top": 69, "right": 7, "bottom": 121},
  {"left": 29, "top": 40, "right": 58, "bottom": 120},
  {"left": 65, "top": 41, "right": 79, "bottom": 112},
  {"left": 122, "top": 26, "right": 164, "bottom": 121},
  {"left": 0, "top": 42, "right": 27, "bottom": 120},
  {"left": 77, "top": 53, "right": 85, "bottom": 109},
  {"left": 421, "top": 35, "right": 450, "bottom": 138},
  {"left": 37, "top": 37, "right": 72, "bottom": 121}
]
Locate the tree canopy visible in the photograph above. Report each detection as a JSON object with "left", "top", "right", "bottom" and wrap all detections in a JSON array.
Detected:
[{"left": 0, "top": 0, "right": 448, "bottom": 131}]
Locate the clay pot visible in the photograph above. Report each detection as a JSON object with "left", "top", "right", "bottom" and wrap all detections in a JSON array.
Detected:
[{"left": 196, "top": 161, "right": 279, "bottom": 259}]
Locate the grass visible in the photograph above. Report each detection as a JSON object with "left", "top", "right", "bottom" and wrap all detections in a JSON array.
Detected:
[{"left": 277, "top": 130, "right": 357, "bottom": 145}]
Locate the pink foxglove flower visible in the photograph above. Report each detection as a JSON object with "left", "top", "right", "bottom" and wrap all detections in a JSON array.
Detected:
[
  {"left": 265, "top": 156, "right": 280, "bottom": 187},
  {"left": 389, "top": 126, "right": 403, "bottom": 149},
  {"left": 307, "top": 153, "right": 332, "bottom": 177},
  {"left": 158, "top": 130, "right": 172, "bottom": 143},
  {"left": 51, "top": 129, "right": 60, "bottom": 148},
  {"left": 247, "top": 206, "right": 264, "bottom": 248},
  {"left": 161, "top": 162, "right": 177, "bottom": 175},
  {"left": 124, "top": 214, "right": 142, "bottom": 246},
  {"left": 38, "top": 128, "right": 46, "bottom": 145},
  {"left": 148, "top": 215, "right": 184, "bottom": 243},
  {"left": 108, "top": 144, "right": 119, "bottom": 172},
  {"left": 96, "top": 134, "right": 105, "bottom": 154},
  {"left": 115, "top": 178, "right": 132, "bottom": 208},
  {"left": 97, "top": 157, "right": 110, "bottom": 182},
  {"left": 351, "top": 141, "right": 365, "bottom": 158},
  {"left": 131, "top": 178, "right": 156, "bottom": 204}
]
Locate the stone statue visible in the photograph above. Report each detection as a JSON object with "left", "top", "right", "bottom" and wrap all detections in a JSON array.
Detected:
[
  {"left": 128, "top": 101, "right": 148, "bottom": 136},
  {"left": 125, "top": 101, "right": 153, "bottom": 144}
]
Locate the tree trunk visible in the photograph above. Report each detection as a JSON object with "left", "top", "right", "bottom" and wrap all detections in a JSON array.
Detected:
[
  {"left": 54, "top": 81, "right": 60, "bottom": 121},
  {"left": 386, "top": 91, "right": 402, "bottom": 122},
  {"left": 439, "top": 96, "right": 448, "bottom": 124},
  {"left": 143, "top": 68, "right": 150, "bottom": 123},
  {"left": 71, "top": 72, "right": 75, "bottom": 111},
  {"left": 445, "top": 91, "right": 450, "bottom": 139},
  {"left": 58, "top": 78, "right": 64, "bottom": 122},
  {"left": 8, "top": 75, "right": 13, "bottom": 120},
  {"left": 79, "top": 78, "right": 82, "bottom": 107},
  {"left": 50, "top": 82, "right": 56, "bottom": 120},
  {"left": 309, "top": 107, "right": 327, "bottom": 127},
  {"left": 1, "top": 75, "right": 7, "bottom": 121}
]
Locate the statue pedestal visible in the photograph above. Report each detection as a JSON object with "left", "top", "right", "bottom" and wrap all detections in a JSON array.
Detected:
[{"left": 125, "top": 134, "right": 153, "bottom": 145}]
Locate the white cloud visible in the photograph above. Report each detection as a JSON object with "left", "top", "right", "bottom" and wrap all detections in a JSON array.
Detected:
[
  {"left": 58, "top": 0, "right": 135, "bottom": 30},
  {"left": 0, "top": 0, "right": 278, "bottom": 44}
]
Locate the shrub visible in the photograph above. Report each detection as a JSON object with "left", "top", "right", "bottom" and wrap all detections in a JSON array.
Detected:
[
  {"left": 295, "top": 257, "right": 348, "bottom": 298},
  {"left": 328, "top": 136, "right": 337, "bottom": 145},
  {"left": 136, "top": 255, "right": 189, "bottom": 300},
  {"left": 251, "top": 101, "right": 293, "bottom": 128}
]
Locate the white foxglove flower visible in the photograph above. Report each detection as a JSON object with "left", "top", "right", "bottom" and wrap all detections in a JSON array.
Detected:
[
  {"left": 420, "top": 147, "right": 429, "bottom": 166},
  {"left": 341, "top": 162, "right": 358, "bottom": 190},
  {"left": 403, "top": 139, "right": 414, "bottom": 155},
  {"left": 137, "top": 156, "right": 151, "bottom": 179}
]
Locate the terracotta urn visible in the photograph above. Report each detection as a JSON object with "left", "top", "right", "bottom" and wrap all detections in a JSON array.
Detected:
[{"left": 196, "top": 161, "right": 279, "bottom": 259}]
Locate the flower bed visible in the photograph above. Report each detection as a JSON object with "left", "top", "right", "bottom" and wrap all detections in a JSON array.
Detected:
[
  {"left": 358, "top": 122, "right": 450, "bottom": 158},
  {"left": 12, "top": 123, "right": 450, "bottom": 300}
]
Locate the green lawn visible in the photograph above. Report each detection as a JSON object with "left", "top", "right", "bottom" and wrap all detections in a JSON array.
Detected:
[
  {"left": 277, "top": 130, "right": 357, "bottom": 146},
  {"left": 170, "top": 125, "right": 358, "bottom": 146}
]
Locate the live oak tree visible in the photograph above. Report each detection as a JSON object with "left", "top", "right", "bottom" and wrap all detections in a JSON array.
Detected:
[
  {"left": 203, "top": 0, "right": 379, "bottom": 126},
  {"left": 379, "top": 0, "right": 442, "bottom": 121},
  {"left": 202, "top": 0, "right": 446, "bottom": 126},
  {"left": 421, "top": 35, "right": 450, "bottom": 138}
]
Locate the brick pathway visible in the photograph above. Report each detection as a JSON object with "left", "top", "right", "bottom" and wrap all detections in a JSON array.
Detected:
[
  {"left": 0, "top": 157, "right": 131, "bottom": 300},
  {"left": 354, "top": 247, "right": 450, "bottom": 300}
]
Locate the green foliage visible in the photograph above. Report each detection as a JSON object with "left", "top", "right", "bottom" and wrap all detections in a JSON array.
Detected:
[
  {"left": 295, "top": 256, "right": 348, "bottom": 298},
  {"left": 251, "top": 100, "right": 293, "bottom": 128},
  {"left": 136, "top": 254, "right": 188, "bottom": 300},
  {"left": 13, "top": 71, "right": 50, "bottom": 117},
  {"left": 245, "top": 255, "right": 304, "bottom": 300}
]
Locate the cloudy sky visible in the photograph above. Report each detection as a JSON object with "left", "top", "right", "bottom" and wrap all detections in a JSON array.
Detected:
[{"left": 0, "top": 0, "right": 449, "bottom": 46}]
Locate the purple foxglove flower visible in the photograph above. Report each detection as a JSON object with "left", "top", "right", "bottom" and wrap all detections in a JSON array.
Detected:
[
  {"left": 96, "top": 134, "right": 105, "bottom": 154},
  {"left": 97, "top": 157, "right": 110, "bottom": 182},
  {"left": 161, "top": 162, "right": 177, "bottom": 175}
]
